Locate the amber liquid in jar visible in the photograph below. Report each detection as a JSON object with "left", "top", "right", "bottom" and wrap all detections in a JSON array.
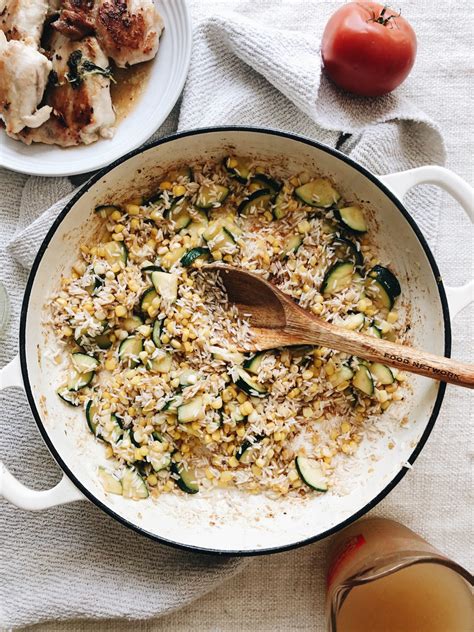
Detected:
[
  {"left": 327, "top": 518, "right": 473, "bottom": 632},
  {"left": 337, "top": 561, "right": 473, "bottom": 632}
]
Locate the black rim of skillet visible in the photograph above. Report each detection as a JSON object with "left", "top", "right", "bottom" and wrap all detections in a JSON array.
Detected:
[{"left": 19, "top": 126, "right": 451, "bottom": 557}]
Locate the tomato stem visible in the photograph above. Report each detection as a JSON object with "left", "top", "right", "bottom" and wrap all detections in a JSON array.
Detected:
[{"left": 368, "top": 5, "right": 401, "bottom": 27}]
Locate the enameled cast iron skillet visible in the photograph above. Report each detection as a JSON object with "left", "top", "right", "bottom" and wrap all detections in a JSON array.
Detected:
[{"left": 1, "top": 128, "right": 473, "bottom": 555}]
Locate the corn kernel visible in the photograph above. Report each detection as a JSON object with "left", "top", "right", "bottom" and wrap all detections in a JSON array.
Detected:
[
  {"left": 311, "top": 303, "right": 323, "bottom": 315},
  {"left": 220, "top": 471, "right": 233, "bottom": 483},
  {"left": 228, "top": 456, "right": 239, "bottom": 468},
  {"left": 236, "top": 426, "right": 246, "bottom": 437},
  {"left": 159, "top": 181, "right": 172, "bottom": 190},
  {"left": 114, "top": 305, "right": 127, "bottom": 318},
  {"left": 105, "top": 358, "right": 116, "bottom": 371},
  {"left": 297, "top": 220, "right": 311, "bottom": 234},
  {"left": 288, "top": 469, "right": 299, "bottom": 482},
  {"left": 161, "top": 334, "right": 170, "bottom": 344},
  {"left": 104, "top": 445, "right": 114, "bottom": 458},
  {"left": 387, "top": 311, "right": 398, "bottom": 324},
  {"left": 205, "top": 468, "right": 215, "bottom": 480},
  {"left": 125, "top": 204, "right": 140, "bottom": 216},
  {"left": 112, "top": 233, "right": 124, "bottom": 241},
  {"left": 240, "top": 401, "right": 254, "bottom": 416},
  {"left": 251, "top": 465, "right": 262, "bottom": 477},
  {"left": 288, "top": 388, "right": 300, "bottom": 398},
  {"left": 211, "top": 397, "right": 223, "bottom": 410},
  {"left": 302, "top": 406, "right": 313, "bottom": 419},
  {"left": 62, "top": 325, "right": 73, "bottom": 337},
  {"left": 147, "top": 474, "right": 158, "bottom": 486},
  {"left": 341, "top": 421, "right": 351, "bottom": 434},
  {"left": 110, "top": 210, "right": 122, "bottom": 222},
  {"left": 236, "top": 391, "right": 247, "bottom": 404},
  {"left": 172, "top": 185, "right": 187, "bottom": 197},
  {"left": 183, "top": 341, "right": 193, "bottom": 353}
]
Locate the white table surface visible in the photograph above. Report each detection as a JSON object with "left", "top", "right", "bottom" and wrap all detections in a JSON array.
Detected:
[{"left": 13, "top": 1, "right": 474, "bottom": 630}]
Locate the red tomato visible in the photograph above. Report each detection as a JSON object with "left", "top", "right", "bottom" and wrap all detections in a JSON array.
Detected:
[{"left": 321, "top": 2, "right": 417, "bottom": 97}]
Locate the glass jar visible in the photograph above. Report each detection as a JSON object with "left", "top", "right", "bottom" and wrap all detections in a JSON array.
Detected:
[{"left": 326, "top": 518, "right": 473, "bottom": 632}]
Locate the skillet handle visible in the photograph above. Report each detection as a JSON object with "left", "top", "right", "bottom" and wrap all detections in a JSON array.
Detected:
[
  {"left": 380, "top": 165, "right": 474, "bottom": 319},
  {"left": 0, "top": 355, "right": 84, "bottom": 510}
]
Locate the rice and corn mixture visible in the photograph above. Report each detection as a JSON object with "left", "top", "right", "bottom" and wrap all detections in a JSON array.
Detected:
[{"left": 51, "top": 157, "right": 405, "bottom": 500}]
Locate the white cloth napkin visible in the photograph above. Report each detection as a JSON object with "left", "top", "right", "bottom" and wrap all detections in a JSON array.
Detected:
[{"left": 0, "top": 1, "right": 447, "bottom": 629}]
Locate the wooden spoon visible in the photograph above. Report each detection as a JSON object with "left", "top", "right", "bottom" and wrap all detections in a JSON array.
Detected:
[{"left": 207, "top": 264, "right": 474, "bottom": 389}]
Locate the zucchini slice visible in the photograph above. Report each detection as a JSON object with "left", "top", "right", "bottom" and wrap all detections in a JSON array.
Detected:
[
  {"left": 147, "top": 352, "right": 172, "bottom": 373},
  {"left": 180, "top": 247, "right": 211, "bottom": 267},
  {"left": 233, "top": 367, "right": 267, "bottom": 397},
  {"left": 168, "top": 199, "right": 193, "bottom": 231},
  {"left": 370, "top": 362, "right": 395, "bottom": 385},
  {"left": 295, "top": 456, "right": 328, "bottom": 492},
  {"left": 210, "top": 346, "right": 245, "bottom": 365},
  {"left": 329, "top": 364, "right": 354, "bottom": 388},
  {"left": 122, "top": 314, "right": 144, "bottom": 333},
  {"left": 236, "top": 440, "right": 257, "bottom": 464},
  {"left": 224, "top": 156, "right": 252, "bottom": 183},
  {"left": 195, "top": 184, "right": 229, "bottom": 209},
  {"left": 149, "top": 452, "right": 171, "bottom": 472},
  {"left": 94, "top": 333, "right": 112, "bottom": 349},
  {"left": 237, "top": 189, "right": 273, "bottom": 215},
  {"left": 161, "top": 246, "right": 187, "bottom": 269},
  {"left": 162, "top": 394, "right": 183, "bottom": 412},
  {"left": 334, "top": 205, "right": 367, "bottom": 233},
  {"left": 366, "top": 266, "right": 401, "bottom": 310},
  {"left": 122, "top": 467, "right": 149, "bottom": 500},
  {"left": 152, "top": 319, "right": 163, "bottom": 347},
  {"left": 243, "top": 351, "right": 266, "bottom": 375},
  {"left": 367, "top": 323, "right": 382, "bottom": 338},
  {"left": 332, "top": 236, "right": 364, "bottom": 267},
  {"left": 179, "top": 369, "right": 199, "bottom": 386},
  {"left": 281, "top": 234, "right": 303, "bottom": 258},
  {"left": 101, "top": 413, "right": 123, "bottom": 444},
  {"left": 294, "top": 178, "right": 341, "bottom": 209},
  {"left": 118, "top": 336, "right": 143, "bottom": 367},
  {"left": 85, "top": 400, "right": 98, "bottom": 434},
  {"left": 251, "top": 174, "right": 282, "bottom": 194},
  {"left": 341, "top": 312, "right": 365, "bottom": 331},
  {"left": 171, "top": 462, "right": 199, "bottom": 494},
  {"left": 352, "top": 365, "right": 374, "bottom": 396},
  {"left": 103, "top": 240, "right": 127, "bottom": 265},
  {"left": 71, "top": 352, "right": 99, "bottom": 374},
  {"left": 140, "top": 287, "right": 158, "bottom": 315},
  {"left": 203, "top": 221, "right": 239, "bottom": 254},
  {"left": 95, "top": 204, "right": 120, "bottom": 219},
  {"left": 321, "top": 261, "right": 355, "bottom": 296},
  {"left": 273, "top": 191, "right": 288, "bottom": 220},
  {"left": 57, "top": 387, "right": 80, "bottom": 406},
  {"left": 98, "top": 467, "right": 123, "bottom": 495},
  {"left": 151, "top": 271, "right": 178, "bottom": 304},
  {"left": 177, "top": 395, "right": 205, "bottom": 423},
  {"left": 68, "top": 370, "right": 94, "bottom": 391},
  {"left": 141, "top": 264, "right": 164, "bottom": 274}
]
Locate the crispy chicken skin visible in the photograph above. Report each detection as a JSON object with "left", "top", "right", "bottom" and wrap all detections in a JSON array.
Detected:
[
  {"left": 52, "top": 0, "right": 163, "bottom": 67},
  {"left": 0, "top": 0, "right": 49, "bottom": 46},
  {"left": 0, "top": 31, "right": 52, "bottom": 133},
  {"left": 15, "top": 32, "right": 115, "bottom": 146}
]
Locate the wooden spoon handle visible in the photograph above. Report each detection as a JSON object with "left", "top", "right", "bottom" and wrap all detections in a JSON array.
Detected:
[{"left": 293, "top": 318, "right": 474, "bottom": 389}]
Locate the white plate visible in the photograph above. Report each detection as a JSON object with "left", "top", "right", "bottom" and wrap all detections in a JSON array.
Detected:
[{"left": 0, "top": 0, "right": 192, "bottom": 177}]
